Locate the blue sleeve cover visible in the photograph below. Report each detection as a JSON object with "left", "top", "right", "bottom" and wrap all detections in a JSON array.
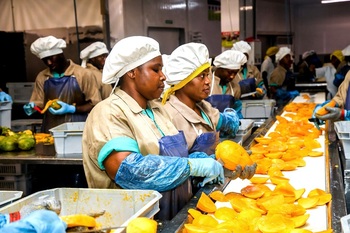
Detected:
[
  {"left": 345, "top": 110, "right": 350, "bottom": 121},
  {"left": 116, "top": 152, "right": 191, "bottom": 192},
  {"left": 98, "top": 137, "right": 140, "bottom": 170}
]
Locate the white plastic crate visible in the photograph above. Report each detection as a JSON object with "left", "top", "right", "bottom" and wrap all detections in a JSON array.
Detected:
[
  {"left": 334, "top": 121, "right": 350, "bottom": 159},
  {"left": 6, "top": 82, "right": 34, "bottom": 104},
  {"left": 0, "top": 191, "right": 23, "bottom": 207},
  {"left": 0, "top": 188, "right": 162, "bottom": 232},
  {"left": 241, "top": 99, "right": 276, "bottom": 119},
  {"left": 49, "top": 122, "right": 85, "bottom": 157},
  {"left": 233, "top": 119, "right": 254, "bottom": 145},
  {"left": 0, "top": 101, "right": 12, "bottom": 128}
]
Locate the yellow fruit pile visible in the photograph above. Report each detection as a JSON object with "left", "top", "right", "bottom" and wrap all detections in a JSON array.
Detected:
[{"left": 34, "top": 133, "right": 54, "bottom": 144}]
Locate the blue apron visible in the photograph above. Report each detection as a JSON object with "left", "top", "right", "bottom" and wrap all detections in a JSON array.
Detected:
[
  {"left": 239, "top": 78, "right": 256, "bottom": 96},
  {"left": 157, "top": 131, "right": 192, "bottom": 221},
  {"left": 205, "top": 95, "right": 235, "bottom": 112},
  {"left": 345, "top": 87, "right": 350, "bottom": 110},
  {"left": 42, "top": 76, "right": 88, "bottom": 133}
]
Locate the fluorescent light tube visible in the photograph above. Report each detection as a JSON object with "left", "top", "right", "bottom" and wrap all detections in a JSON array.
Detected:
[{"left": 321, "top": 0, "right": 350, "bottom": 3}]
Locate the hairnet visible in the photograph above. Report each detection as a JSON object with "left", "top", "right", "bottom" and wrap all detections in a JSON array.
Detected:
[
  {"left": 30, "top": 36, "right": 66, "bottom": 59},
  {"left": 275, "top": 47, "right": 291, "bottom": 62},
  {"left": 266, "top": 46, "right": 279, "bottom": 56},
  {"left": 331, "top": 50, "right": 344, "bottom": 62},
  {"left": 231, "top": 41, "right": 251, "bottom": 54},
  {"left": 80, "top": 42, "right": 109, "bottom": 68},
  {"left": 342, "top": 45, "right": 350, "bottom": 56},
  {"left": 102, "top": 36, "right": 161, "bottom": 85},
  {"left": 213, "top": 50, "right": 247, "bottom": 69},
  {"left": 162, "top": 43, "right": 211, "bottom": 104},
  {"left": 302, "top": 50, "right": 316, "bottom": 60}
]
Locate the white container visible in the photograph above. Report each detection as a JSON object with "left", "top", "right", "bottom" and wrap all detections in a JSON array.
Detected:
[
  {"left": 334, "top": 121, "right": 350, "bottom": 159},
  {"left": 0, "top": 188, "right": 162, "bottom": 232},
  {"left": 341, "top": 214, "right": 350, "bottom": 233},
  {"left": 0, "top": 191, "right": 23, "bottom": 207},
  {"left": 49, "top": 122, "right": 85, "bottom": 157},
  {"left": 6, "top": 82, "right": 34, "bottom": 104},
  {"left": 241, "top": 99, "right": 276, "bottom": 119},
  {"left": 0, "top": 101, "right": 12, "bottom": 128},
  {"left": 233, "top": 119, "right": 254, "bottom": 145}
]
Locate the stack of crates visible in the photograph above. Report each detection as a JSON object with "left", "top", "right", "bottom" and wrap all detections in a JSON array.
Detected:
[
  {"left": 0, "top": 164, "right": 31, "bottom": 196},
  {"left": 6, "top": 82, "right": 34, "bottom": 104}
]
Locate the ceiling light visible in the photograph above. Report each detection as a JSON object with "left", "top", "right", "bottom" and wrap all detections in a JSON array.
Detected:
[{"left": 321, "top": 0, "right": 350, "bottom": 3}]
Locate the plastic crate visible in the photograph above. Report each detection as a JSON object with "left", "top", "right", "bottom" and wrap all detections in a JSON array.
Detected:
[
  {"left": 233, "top": 119, "right": 254, "bottom": 145},
  {"left": 0, "top": 175, "right": 32, "bottom": 196},
  {"left": 241, "top": 99, "right": 276, "bottom": 119},
  {"left": 334, "top": 121, "right": 350, "bottom": 159},
  {"left": 0, "top": 188, "right": 162, "bottom": 232},
  {"left": 6, "top": 82, "right": 34, "bottom": 104},
  {"left": 49, "top": 122, "right": 85, "bottom": 157},
  {"left": 11, "top": 119, "right": 42, "bottom": 133},
  {"left": 0, "top": 191, "right": 23, "bottom": 208},
  {"left": 0, "top": 101, "right": 12, "bottom": 128},
  {"left": 0, "top": 164, "right": 27, "bottom": 176}
]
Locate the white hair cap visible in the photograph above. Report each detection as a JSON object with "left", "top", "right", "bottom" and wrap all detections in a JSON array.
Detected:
[
  {"left": 342, "top": 45, "right": 350, "bottom": 56},
  {"left": 164, "top": 42, "right": 210, "bottom": 86},
  {"left": 231, "top": 41, "right": 251, "bottom": 54},
  {"left": 214, "top": 50, "right": 247, "bottom": 69},
  {"left": 30, "top": 36, "right": 66, "bottom": 59},
  {"left": 102, "top": 36, "right": 161, "bottom": 85},
  {"left": 80, "top": 42, "right": 109, "bottom": 68},
  {"left": 276, "top": 47, "right": 291, "bottom": 62},
  {"left": 302, "top": 50, "right": 316, "bottom": 60}
]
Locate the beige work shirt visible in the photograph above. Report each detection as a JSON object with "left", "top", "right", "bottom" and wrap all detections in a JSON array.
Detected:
[
  {"left": 210, "top": 75, "right": 241, "bottom": 99},
  {"left": 82, "top": 88, "right": 180, "bottom": 189},
  {"left": 269, "top": 64, "right": 288, "bottom": 86},
  {"left": 164, "top": 95, "right": 220, "bottom": 151},
  {"left": 333, "top": 71, "right": 350, "bottom": 107},
  {"left": 86, "top": 63, "right": 112, "bottom": 100},
  {"left": 30, "top": 60, "right": 101, "bottom": 108}
]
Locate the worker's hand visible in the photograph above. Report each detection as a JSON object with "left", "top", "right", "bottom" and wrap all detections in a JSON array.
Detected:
[
  {"left": 23, "top": 102, "right": 36, "bottom": 116},
  {"left": 218, "top": 108, "right": 240, "bottom": 139},
  {"left": 316, "top": 107, "right": 342, "bottom": 121},
  {"left": 224, "top": 165, "right": 242, "bottom": 180},
  {"left": 49, "top": 101, "right": 76, "bottom": 115},
  {"left": 0, "top": 210, "right": 67, "bottom": 233},
  {"left": 333, "top": 73, "right": 345, "bottom": 87},
  {"left": 255, "top": 87, "right": 266, "bottom": 98},
  {"left": 188, "top": 158, "right": 224, "bottom": 187},
  {"left": 288, "top": 90, "right": 300, "bottom": 99},
  {"left": 0, "top": 91, "right": 12, "bottom": 102},
  {"left": 239, "top": 163, "right": 257, "bottom": 179},
  {"left": 310, "top": 101, "right": 329, "bottom": 129}
]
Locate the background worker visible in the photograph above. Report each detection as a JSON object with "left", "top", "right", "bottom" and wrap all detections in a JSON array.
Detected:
[
  {"left": 206, "top": 49, "right": 247, "bottom": 118},
  {"left": 80, "top": 41, "right": 112, "bottom": 100},
  {"left": 23, "top": 36, "right": 101, "bottom": 133},
  {"left": 334, "top": 44, "right": 350, "bottom": 87},
  {"left": 314, "top": 50, "right": 344, "bottom": 99},
  {"left": 162, "top": 42, "right": 256, "bottom": 180},
  {"left": 82, "top": 36, "right": 224, "bottom": 221},
  {"left": 261, "top": 46, "right": 279, "bottom": 98},
  {"left": 269, "top": 46, "right": 299, "bottom": 106},
  {"left": 231, "top": 40, "right": 265, "bottom": 99},
  {"left": 297, "top": 50, "right": 322, "bottom": 83}
]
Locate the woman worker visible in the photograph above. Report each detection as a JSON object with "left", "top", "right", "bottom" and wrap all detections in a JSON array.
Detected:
[
  {"left": 162, "top": 42, "right": 256, "bottom": 180},
  {"left": 206, "top": 49, "right": 247, "bottom": 118},
  {"left": 82, "top": 36, "right": 224, "bottom": 221}
]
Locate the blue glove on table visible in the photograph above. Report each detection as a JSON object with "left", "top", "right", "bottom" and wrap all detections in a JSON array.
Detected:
[
  {"left": 0, "top": 92, "right": 12, "bottom": 102},
  {"left": 49, "top": 101, "right": 75, "bottom": 115},
  {"left": 288, "top": 90, "right": 300, "bottom": 99},
  {"left": 188, "top": 158, "right": 224, "bottom": 187},
  {"left": 0, "top": 210, "right": 67, "bottom": 233},
  {"left": 23, "top": 102, "right": 36, "bottom": 116},
  {"left": 217, "top": 108, "right": 240, "bottom": 138}
]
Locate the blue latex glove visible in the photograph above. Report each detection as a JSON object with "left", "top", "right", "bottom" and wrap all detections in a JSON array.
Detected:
[
  {"left": 189, "top": 151, "right": 215, "bottom": 160},
  {"left": 23, "top": 102, "right": 36, "bottom": 116},
  {"left": 0, "top": 210, "right": 67, "bottom": 233},
  {"left": 232, "top": 100, "right": 243, "bottom": 119},
  {"left": 276, "top": 88, "right": 290, "bottom": 100},
  {"left": 0, "top": 92, "right": 12, "bottom": 102},
  {"left": 116, "top": 153, "right": 192, "bottom": 192},
  {"left": 217, "top": 108, "right": 240, "bottom": 138},
  {"left": 288, "top": 90, "right": 300, "bottom": 99},
  {"left": 188, "top": 158, "right": 224, "bottom": 187},
  {"left": 333, "top": 73, "right": 345, "bottom": 87},
  {"left": 49, "top": 101, "right": 75, "bottom": 115},
  {"left": 311, "top": 100, "right": 330, "bottom": 129},
  {"left": 316, "top": 107, "right": 346, "bottom": 121}
]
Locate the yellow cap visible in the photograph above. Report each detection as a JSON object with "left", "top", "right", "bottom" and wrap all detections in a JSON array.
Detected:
[
  {"left": 266, "top": 46, "right": 279, "bottom": 56},
  {"left": 331, "top": 50, "right": 344, "bottom": 62}
]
